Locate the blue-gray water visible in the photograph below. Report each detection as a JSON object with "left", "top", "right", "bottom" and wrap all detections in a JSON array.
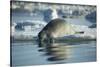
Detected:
[{"left": 11, "top": 41, "right": 96, "bottom": 66}]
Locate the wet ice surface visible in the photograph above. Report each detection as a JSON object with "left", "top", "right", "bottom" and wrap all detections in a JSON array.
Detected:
[{"left": 11, "top": 41, "right": 96, "bottom": 66}]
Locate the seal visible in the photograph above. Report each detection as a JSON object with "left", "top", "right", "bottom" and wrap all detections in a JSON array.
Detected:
[{"left": 38, "top": 18, "right": 75, "bottom": 47}]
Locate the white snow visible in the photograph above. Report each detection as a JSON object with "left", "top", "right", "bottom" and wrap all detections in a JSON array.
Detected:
[
  {"left": 11, "top": 20, "right": 47, "bottom": 38},
  {"left": 71, "top": 24, "right": 96, "bottom": 39},
  {"left": 51, "top": 8, "right": 59, "bottom": 19}
]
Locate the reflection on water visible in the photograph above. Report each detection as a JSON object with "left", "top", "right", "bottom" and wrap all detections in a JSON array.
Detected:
[
  {"left": 39, "top": 41, "right": 96, "bottom": 63},
  {"left": 11, "top": 41, "right": 96, "bottom": 66},
  {"left": 43, "top": 43, "right": 70, "bottom": 61}
]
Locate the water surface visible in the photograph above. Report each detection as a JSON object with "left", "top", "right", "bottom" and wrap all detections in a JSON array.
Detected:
[{"left": 11, "top": 41, "right": 96, "bottom": 66}]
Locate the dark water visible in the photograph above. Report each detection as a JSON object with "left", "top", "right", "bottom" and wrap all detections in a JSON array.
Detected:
[{"left": 11, "top": 41, "right": 96, "bottom": 66}]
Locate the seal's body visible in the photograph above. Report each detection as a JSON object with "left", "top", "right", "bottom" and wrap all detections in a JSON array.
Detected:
[{"left": 38, "top": 18, "right": 75, "bottom": 47}]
